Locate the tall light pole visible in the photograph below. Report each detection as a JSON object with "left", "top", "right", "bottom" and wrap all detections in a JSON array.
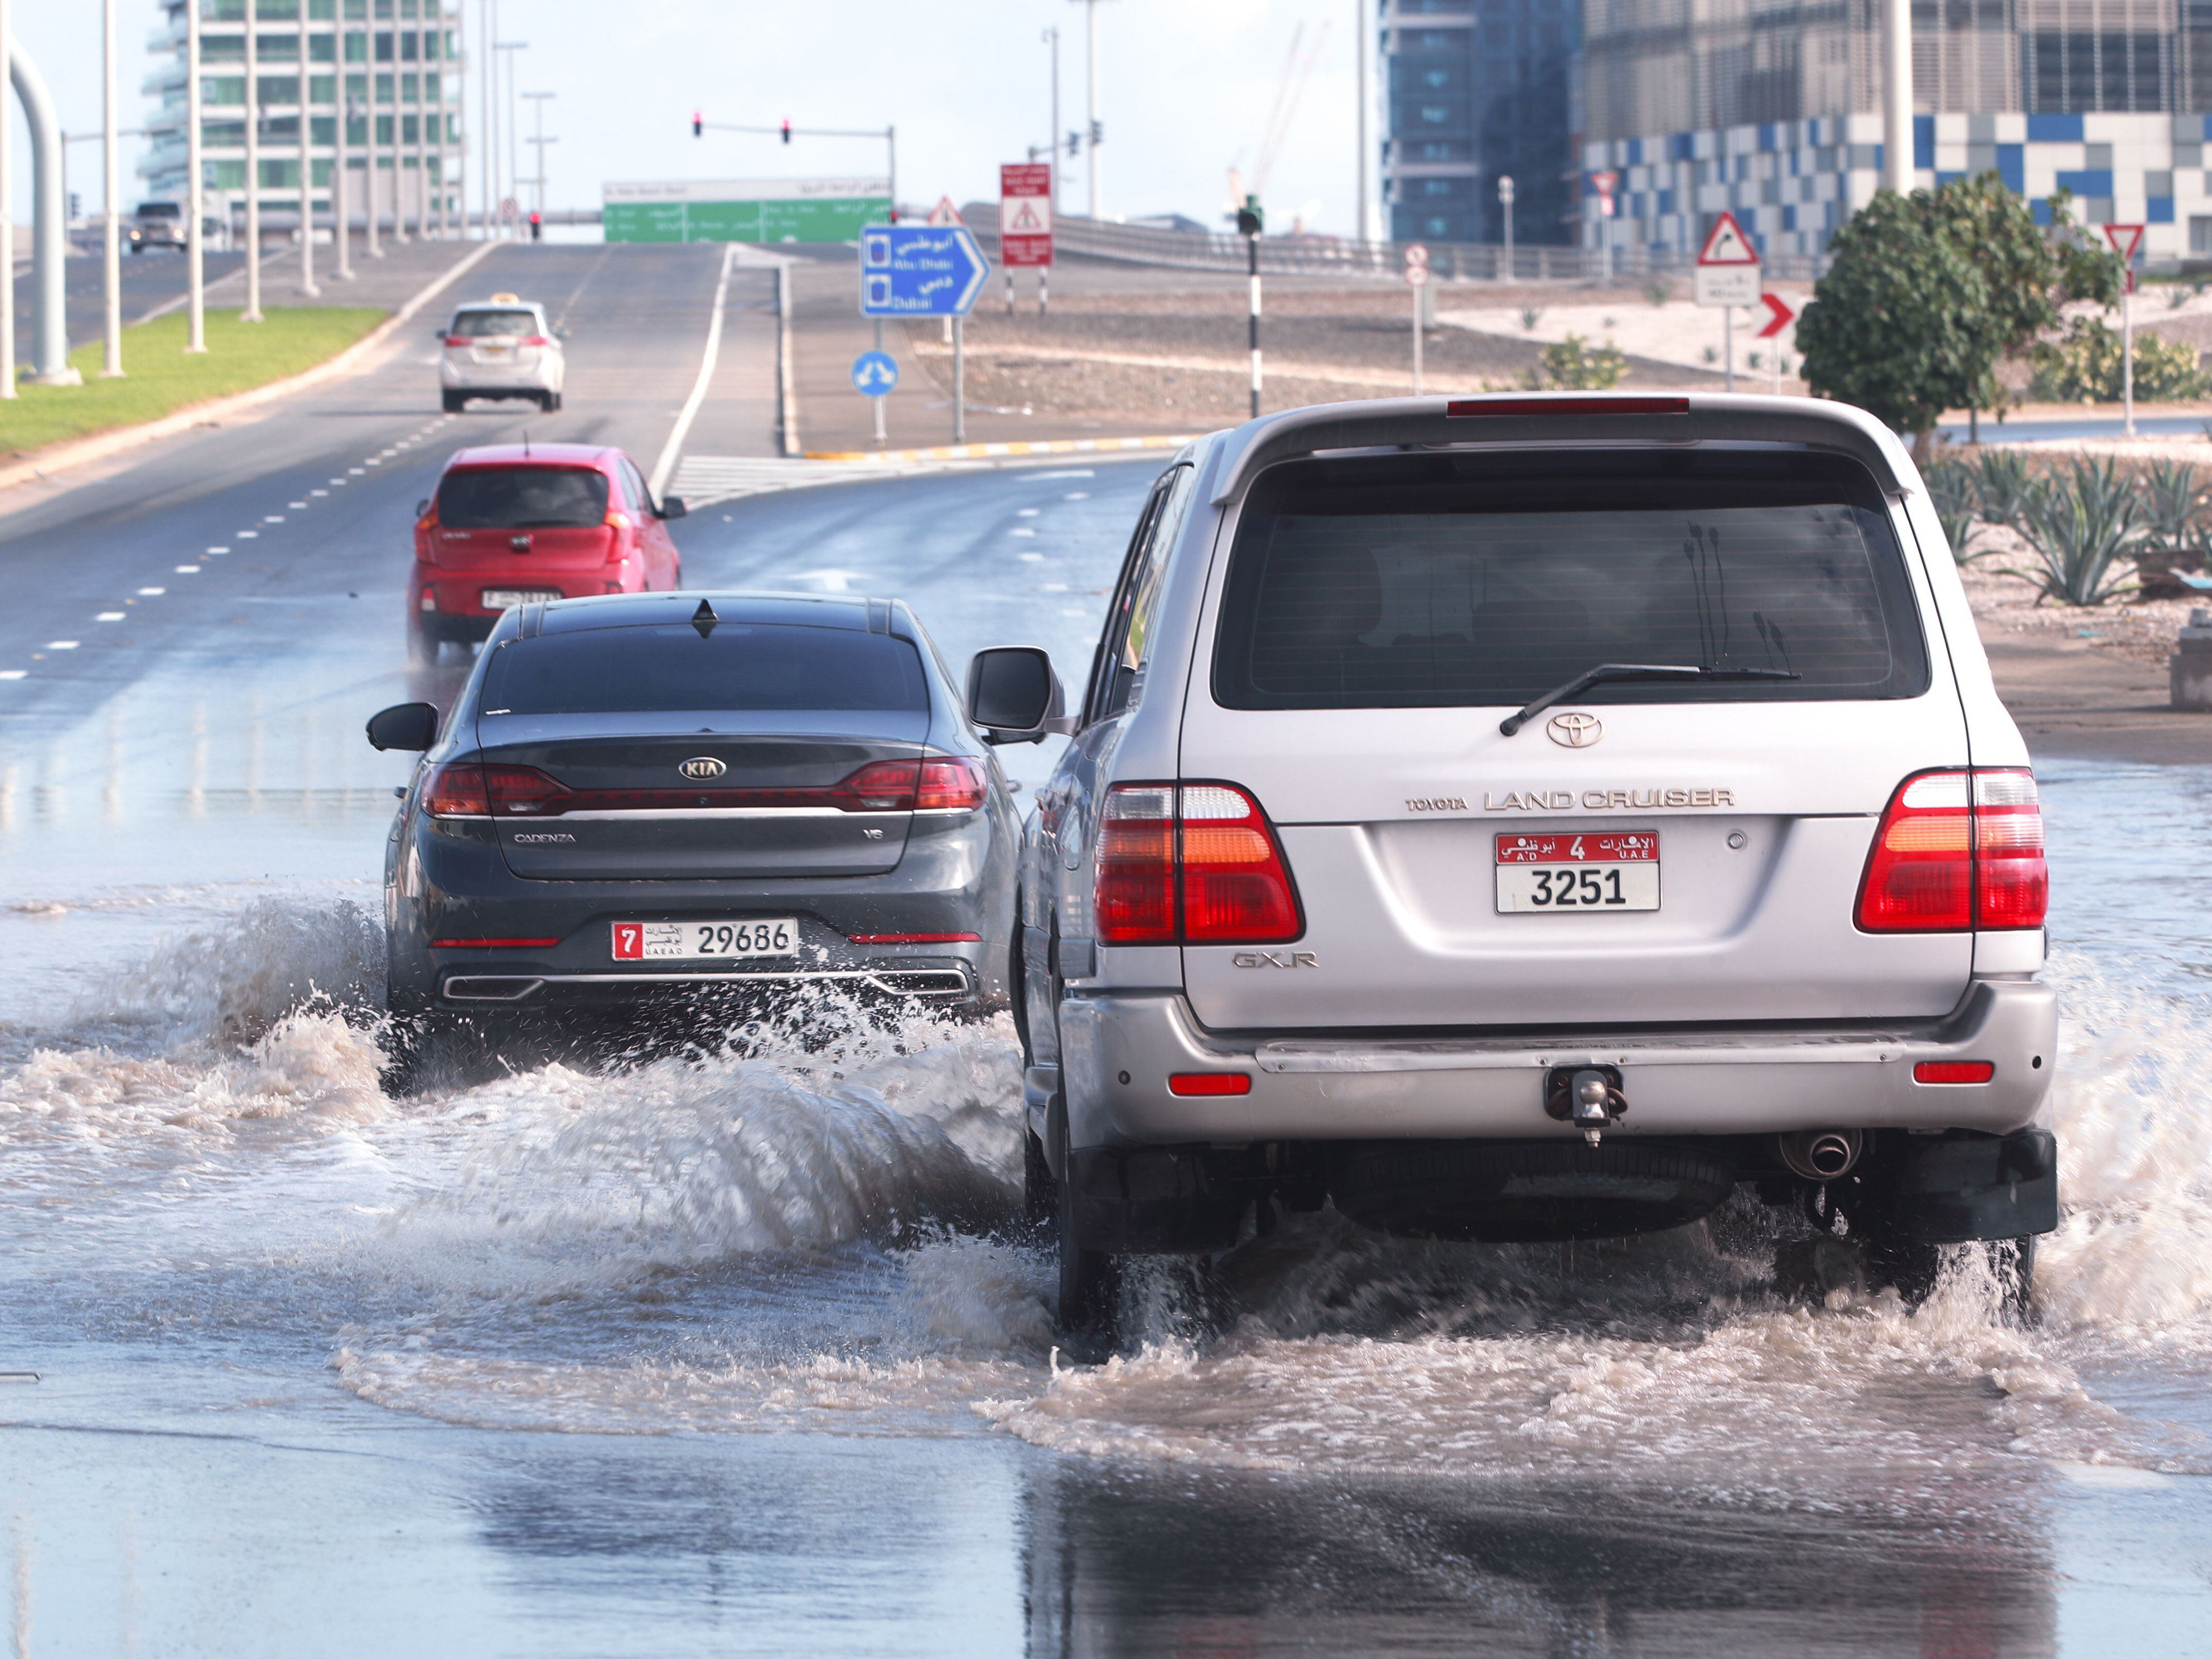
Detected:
[
  {"left": 479, "top": 0, "right": 495, "bottom": 236},
  {"left": 297, "top": 0, "right": 319, "bottom": 294},
  {"left": 243, "top": 13, "right": 263, "bottom": 321},
  {"left": 1355, "top": 0, "right": 1377, "bottom": 246},
  {"left": 331, "top": 14, "right": 352, "bottom": 280},
  {"left": 392, "top": 32, "right": 411, "bottom": 243},
  {"left": 184, "top": 0, "right": 205, "bottom": 348},
  {"left": 523, "top": 90, "right": 553, "bottom": 220},
  {"left": 1881, "top": 0, "right": 1911, "bottom": 195},
  {"left": 1042, "top": 27, "right": 1060, "bottom": 205},
  {"left": 101, "top": 0, "right": 124, "bottom": 377},
  {"left": 497, "top": 40, "right": 526, "bottom": 236},
  {"left": 364, "top": 17, "right": 383, "bottom": 259},
  {"left": 1072, "top": 0, "right": 1105, "bottom": 219},
  {"left": 1, "top": 0, "right": 15, "bottom": 398}
]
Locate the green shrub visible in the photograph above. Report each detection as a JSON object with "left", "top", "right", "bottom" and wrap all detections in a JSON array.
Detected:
[
  {"left": 2006, "top": 455, "right": 2143, "bottom": 604},
  {"left": 1527, "top": 333, "right": 1627, "bottom": 390},
  {"left": 1969, "top": 448, "right": 2034, "bottom": 527},
  {"left": 2028, "top": 317, "right": 2211, "bottom": 402},
  {"left": 2139, "top": 457, "right": 2204, "bottom": 549},
  {"left": 1923, "top": 460, "right": 1984, "bottom": 563}
]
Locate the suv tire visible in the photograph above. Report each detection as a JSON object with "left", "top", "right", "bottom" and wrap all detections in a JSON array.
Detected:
[
  {"left": 1057, "top": 1174, "right": 1121, "bottom": 1350},
  {"left": 441, "top": 391, "right": 465, "bottom": 414}
]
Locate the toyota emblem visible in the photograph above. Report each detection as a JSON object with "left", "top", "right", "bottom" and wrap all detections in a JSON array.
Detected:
[
  {"left": 678, "top": 756, "right": 728, "bottom": 781},
  {"left": 1546, "top": 712, "right": 1603, "bottom": 748}
]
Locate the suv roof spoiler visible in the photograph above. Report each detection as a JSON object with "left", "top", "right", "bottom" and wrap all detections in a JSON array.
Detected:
[{"left": 1206, "top": 393, "right": 1911, "bottom": 507}]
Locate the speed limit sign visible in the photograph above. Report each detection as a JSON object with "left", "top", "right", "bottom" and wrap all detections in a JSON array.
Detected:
[
  {"left": 1406, "top": 264, "right": 1430, "bottom": 287},
  {"left": 500, "top": 196, "right": 520, "bottom": 223},
  {"left": 1404, "top": 242, "right": 1429, "bottom": 268}
]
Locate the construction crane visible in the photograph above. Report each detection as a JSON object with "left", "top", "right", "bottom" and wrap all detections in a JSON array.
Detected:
[{"left": 1226, "top": 17, "right": 1330, "bottom": 225}]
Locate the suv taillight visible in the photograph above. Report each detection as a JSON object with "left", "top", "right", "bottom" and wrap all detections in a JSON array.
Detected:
[
  {"left": 1856, "top": 768, "right": 2046, "bottom": 932},
  {"left": 520, "top": 334, "right": 552, "bottom": 346},
  {"left": 442, "top": 334, "right": 468, "bottom": 347},
  {"left": 1095, "top": 782, "right": 1302, "bottom": 945}
]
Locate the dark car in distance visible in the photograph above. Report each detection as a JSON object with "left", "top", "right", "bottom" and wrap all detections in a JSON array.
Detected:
[{"left": 365, "top": 592, "right": 1023, "bottom": 1053}]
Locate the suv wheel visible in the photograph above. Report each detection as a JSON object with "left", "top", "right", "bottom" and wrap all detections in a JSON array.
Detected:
[
  {"left": 441, "top": 391, "right": 465, "bottom": 414},
  {"left": 1057, "top": 1176, "right": 1121, "bottom": 1351}
]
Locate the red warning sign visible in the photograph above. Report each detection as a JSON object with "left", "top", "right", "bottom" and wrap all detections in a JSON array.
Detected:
[{"left": 1000, "top": 163, "right": 1054, "bottom": 269}]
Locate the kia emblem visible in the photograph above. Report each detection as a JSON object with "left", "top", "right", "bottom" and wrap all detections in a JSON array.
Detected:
[
  {"left": 1547, "top": 712, "right": 1603, "bottom": 748},
  {"left": 678, "top": 756, "right": 727, "bottom": 781}
]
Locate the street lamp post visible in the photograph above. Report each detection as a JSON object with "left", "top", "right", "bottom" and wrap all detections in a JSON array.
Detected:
[
  {"left": 1498, "top": 173, "right": 1515, "bottom": 282},
  {"left": 243, "top": 16, "right": 263, "bottom": 321},
  {"left": 1071, "top": 0, "right": 1108, "bottom": 219},
  {"left": 495, "top": 40, "right": 526, "bottom": 239},
  {"left": 185, "top": 0, "right": 206, "bottom": 349},
  {"left": 101, "top": 0, "right": 123, "bottom": 377},
  {"left": 297, "top": 0, "right": 319, "bottom": 296},
  {"left": 3, "top": 0, "right": 15, "bottom": 398},
  {"left": 523, "top": 89, "right": 554, "bottom": 226}
]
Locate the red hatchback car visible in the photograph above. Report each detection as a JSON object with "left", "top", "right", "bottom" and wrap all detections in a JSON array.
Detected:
[{"left": 409, "top": 443, "right": 688, "bottom": 662}]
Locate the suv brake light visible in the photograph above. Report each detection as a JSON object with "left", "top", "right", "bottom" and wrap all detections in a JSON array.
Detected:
[
  {"left": 520, "top": 335, "right": 552, "bottom": 347},
  {"left": 442, "top": 334, "right": 469, "bottom": 347},
  {"left": 1856, "top": 768, "right": 2046, "bottom": 932},
  {"left": 1095, "top": 782, "right": 1302, "bottom": 945}
]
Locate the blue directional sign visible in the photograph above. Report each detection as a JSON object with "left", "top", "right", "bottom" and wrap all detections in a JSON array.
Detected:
[
  {"left": 851, "top": 350, "right": 900, "bottom": 396},
  {"left": 858, "top": 224, "right": 990, "bottom": 317}
]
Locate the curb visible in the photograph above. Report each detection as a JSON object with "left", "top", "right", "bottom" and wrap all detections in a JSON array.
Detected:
[
  {"left": 0, "top": 240, "right": 500, "bottom": 498},
  {"left": 803, "top": 432, "right": 1197, "bottom": 465}
]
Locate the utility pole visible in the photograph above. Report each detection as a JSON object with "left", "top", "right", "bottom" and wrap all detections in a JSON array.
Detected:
[
  {"left": 364, "top": 23, "right": 383, "bottom": 258},
  {"left": 243, "top": 17, "right": 263, "bottom": 321},
  {"left": 101, "top": 0, "right": 123, "bottom": 377},
  {"left": 1, "top": 0, "right": 14, "bottom": 398},
  {"left": 1355, "top": 0, "right": 1371, "bottom": 249},
  {"left": 1882, "top": 0, "right": 1911, "bottom": 196},
  {"left": 523, "top": 90, "right": 554, "bottom": 219},
  {"left": 1043, "top": 27, "right": 1061, "bottom": 207},
  {"left": 480, "top": 0, "right": 495, "bottom": 237},
  {"left": 498, "top": 40, "right": 527, "bottom": 239},
  {"left": 332, "top": 20, "right": 352, "bottom": 280},
  {"left": 1075, "top": 0, "right": 1104, "bottom": 218},
  {"left": 297, "top": 0, "right": 319, "bottom": 295},
  {"left": 1498, "top": 173, "right": 1515, "bottom": 281},
  {"left": 184, "top": 0, "right": 206, "bottom": 347}
]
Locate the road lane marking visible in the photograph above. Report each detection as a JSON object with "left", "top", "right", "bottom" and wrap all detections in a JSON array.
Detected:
[
  {"left": 138, "top": 587, "right": 164, "bottom": 596},
  {"left": 238, "top": 530, "right": 258, "bottom": 539},
  {"left": 0, "top": 671, "right": 23, "bottom": 680},
  {"left": 311, "top": 489, "right": 328, "bottom": 496},
  {"left": 365, "top": 460, "right": 381, "bottom": 467},
  {"left": 1011, "top": 528, "right": 1037, "bottom": 537},
  {"left": 47, "top": 641, "right": 79, "bottom": 650},
  {"left": 649, "top": 241, "right": 739, "bottom": 500},
  {"left": 96, "top": 612, "right": 125, "bottom": 621},
  {"left": 175, "top": 565, "right": 201, "bottom": 574},
  {"left": 264, "top": 515, "right": 284, "bottom": 523},
  {"left": 288, "top": 500, "right": 308, "bottom": 509},
  {"left": 206, "top": 546, "right": 229, "bottom": 554},
  {"left": 1018, "top": 552, "right": 1045, "bottom": 562}
]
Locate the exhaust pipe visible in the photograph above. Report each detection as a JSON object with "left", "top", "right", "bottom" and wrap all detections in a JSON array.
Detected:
[{"left": 1778, "top": 1128, "right": 1863, "bottom": 1182}]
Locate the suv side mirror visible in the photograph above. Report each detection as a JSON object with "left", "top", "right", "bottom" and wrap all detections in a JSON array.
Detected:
[
  {"left": 659, "top": 495, "right": 688, "bottom": 520},
  {"left": 366, "top": 702, "right": 440, "bottom": 751},
  {"left": 966, "top": 646, "right": 1074, "bottom": 743}
]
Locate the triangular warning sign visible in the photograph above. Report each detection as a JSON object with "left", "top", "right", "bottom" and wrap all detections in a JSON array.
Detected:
[
  {"left": 1696, "top": 210, "right": 1759, "bottom": 267},
  {"left": 2103, "top": 222, "right": 2145, "bottom": 261},
  {"left": 1010, "top": 200, "right": 1043, "bottom": 231},
  {"left": 926, "top": 196, "right": 963, "bottom": 226}
]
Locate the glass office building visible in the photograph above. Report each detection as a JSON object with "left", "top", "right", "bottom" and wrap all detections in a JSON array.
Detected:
[
  {"left": 1384, "top": 0, "right": 1585, "bottom": 246},
  {"left": 1581, "top": 1, "right": 2212, "bottom": 263},
  {"left": 141, "top": 0, "right": 463, "bottom": 239}
]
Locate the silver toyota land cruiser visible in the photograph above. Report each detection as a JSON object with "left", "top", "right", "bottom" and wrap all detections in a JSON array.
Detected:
[{"left": 962, "top": 394, "right": 2058, "bottom": 1343}]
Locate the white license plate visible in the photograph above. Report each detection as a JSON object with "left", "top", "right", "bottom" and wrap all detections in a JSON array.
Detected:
[
  {"left": 482, "top": 588, "right": 562, "bottom": 609},
  {"left": 613, "top": 920, "right": 799, "bottom": 961},
  {"left": 1495, "top": 833, "right": 1660, "bottom": 913},
  {"left": 479, "top": 345, "right": 511, "bottom": 357}
]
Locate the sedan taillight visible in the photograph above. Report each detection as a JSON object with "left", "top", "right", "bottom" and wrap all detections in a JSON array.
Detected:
[
  {"left": 422, "top": 763, "right": 571, "bottom": 819},
  {"left": 1856, "top": 767, "right": 2047, "bottom": 932},
  {"left": 1095, "top": 782, "right": 1302, "bottom": 945}
]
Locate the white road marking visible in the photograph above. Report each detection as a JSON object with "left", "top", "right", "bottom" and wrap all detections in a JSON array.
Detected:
[
  {"left": 238, "top": 531, "right": 258, "bottom": 539},
  {"left": 288, "top": 501, "right": 308, "bottom": 509},
  {"left": 206, "top": 546, "right": 229, "bottom": 554},
  {"left": 667, "top": 455, "right": 936, "bottom": 508},
  {"left": 175, "top": 565, "right": 201, "bottom": 574},
  {"left": 0, "top": 670, "right": 24, "bottom": 680},
  {"left": 264, "top": 515, "right": 284, "bottom": 523},
  {"left": 311, "top": 489, "right": 328, "bottom": 496},
  {"left": 649, "top": 242, "right": 738, "bottom": 500},
  {"left": 365, "top": 460, "right": 381, "bottom": 467},
  {"left": 1018, "top": 552, "right": 1045, "bottom": 562},
  {"left": 47, "top": 641, "right": 79, "bottom": 650},
  {"left": 96, "top": 612, "right": 125, "bottom": 622},
  {"left": 1064, "top": 491, "right": 1090, "bottom": 500},
  {"left": 1017, "top": 508, "right": 1040, "bottom": 516},
  {"left": 1011, "top": 528, "right": 1037, "bottom": 537},
  {"left": 138, "top": 587, "right": 165, "bottom": 596}
]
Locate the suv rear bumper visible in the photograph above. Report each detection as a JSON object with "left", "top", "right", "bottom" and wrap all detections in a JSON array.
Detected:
[{"left": 1054, "top": 979, "right": 2057, "bottom": 1150}]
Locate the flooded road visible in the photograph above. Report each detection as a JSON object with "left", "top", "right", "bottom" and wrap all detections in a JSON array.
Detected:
[{"left": 3, "top": 456, "right": 2211, "bottom": 1654}]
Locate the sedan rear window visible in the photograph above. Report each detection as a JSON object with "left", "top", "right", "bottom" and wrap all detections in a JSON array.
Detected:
[
  {"left": 438, "top": 467, "right": 608, "bottom": 529},
  {"left": 1213, "top": 449, "right": 1930, "bottom": 709},
  {"left": 447, "top": 309, "right": 538, "bottom": 338},
  {"left": 481, "top": 625, "right": 931, "bottom": 715}
]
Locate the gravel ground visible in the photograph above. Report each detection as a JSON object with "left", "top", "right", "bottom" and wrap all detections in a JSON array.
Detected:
[{"left": 1958, "top": 523, "right": 2201, "bottom": 666}]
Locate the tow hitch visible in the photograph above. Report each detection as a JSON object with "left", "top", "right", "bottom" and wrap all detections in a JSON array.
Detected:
[{"left": 1545, "top": 1064, "right": 1627, "bottom": 1145}]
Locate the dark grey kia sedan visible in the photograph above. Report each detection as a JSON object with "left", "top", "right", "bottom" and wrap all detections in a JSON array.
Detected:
[{"left": 365, "top": 592, "right": 1023, "bottom": 1042}]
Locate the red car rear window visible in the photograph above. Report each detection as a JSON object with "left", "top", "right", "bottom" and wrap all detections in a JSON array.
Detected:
[{"left": 437, "top": 467, "right": 608, "bottom": 529}]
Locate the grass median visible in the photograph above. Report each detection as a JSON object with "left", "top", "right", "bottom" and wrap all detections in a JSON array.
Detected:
[{"left": 0, "top": 305, "right": 388, "bottom": 461}]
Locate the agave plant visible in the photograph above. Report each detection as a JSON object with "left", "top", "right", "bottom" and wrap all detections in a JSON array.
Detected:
[
  {"left": 1922, "top": 460, "right": 1983, "bottom": 563},
  {"left": 2006, "top": 455, "right": 2144, "bottom": 606},
  {"left": 2139, "top": 457, "right": 2203, "bottom": 550},
  {"left": 1969, "top": 449, "right": 2034, "bottom": 530}
]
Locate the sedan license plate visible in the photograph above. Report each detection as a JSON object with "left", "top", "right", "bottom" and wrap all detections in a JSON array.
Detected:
[
  {"left": 1495, "top": 833, "right": 1660, "bottom": 913},
  {"left": 482, "top": 588, "right": 562, "bottom": 610},
  {"left": 612, "top": 920, "right": 799, "bottom": 960}
]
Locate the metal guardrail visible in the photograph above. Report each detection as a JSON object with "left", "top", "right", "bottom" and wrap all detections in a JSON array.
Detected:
[{"left": 961, "top": 202, "right": 1830, "bottom": 284}]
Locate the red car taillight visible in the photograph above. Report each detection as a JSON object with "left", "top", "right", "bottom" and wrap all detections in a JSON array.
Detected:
[
  {"left": 422, "top": 763, "right": 571, "bottom": 819},
  {"left": 521, "top": 335, "right": 552, "bottom": 346},
  {"left": 916, "top": 756, "right": 987, "bottom": 811},
  {"left": 442, "top": 334, "right": 468, "bottom": 347},
  {"left": 1095, "top": 782, "right": 1302, "bottom": 945},
  {"left": 1856, "top": 768, "right": 2047, "bottom": 932}
]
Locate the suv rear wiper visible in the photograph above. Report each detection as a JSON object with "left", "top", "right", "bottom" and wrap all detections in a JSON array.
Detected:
[{"left": 1499, "top": 663, "right": 1802, "bottom": 736}]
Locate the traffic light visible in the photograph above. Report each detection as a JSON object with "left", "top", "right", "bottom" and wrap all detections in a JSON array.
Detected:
[
  {"left": 692, "top": 110, "right": 702, "bottom": 137},
  {"left": 529, "top": 210, "right": 542, "bottom": 242},
  {"left": 1235, "top": 194, "right": 1263, "bottom": 238},
  {"left": 781, "top": 118, "right": 791, "bottom": 145}
]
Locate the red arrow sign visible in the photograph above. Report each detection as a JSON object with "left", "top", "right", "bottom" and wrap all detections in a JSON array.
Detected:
[{"left": 1755, "top": 291, "right": 1795, "bottom": 338}]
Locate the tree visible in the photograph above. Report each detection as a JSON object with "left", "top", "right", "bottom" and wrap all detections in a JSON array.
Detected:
[{"left": 1797, "top": 175, "right": 2120, "bottom": 454}]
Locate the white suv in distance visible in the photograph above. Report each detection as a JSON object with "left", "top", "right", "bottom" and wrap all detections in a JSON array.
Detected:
[
  {"left": 439, "top": 294, "right": 567, "bottom": 413},
  {"left": 967, "top": 394, "right": 2060, "bottom": 1345}
]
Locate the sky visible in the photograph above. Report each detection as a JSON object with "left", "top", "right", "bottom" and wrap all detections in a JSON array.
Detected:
[{"left": 7, "top": 0, "right": 1374, "bottom": 237}]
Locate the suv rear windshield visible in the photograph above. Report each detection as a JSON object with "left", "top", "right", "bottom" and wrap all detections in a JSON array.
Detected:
[
  {"left": 1213, "top": 449, "right": 1930, "bottom": 709},
  {"left": 448, "top": 309, "right": 538, "bottom": 338},
  {"left": 438, "top": 467, "right": 608, "bottom": 529},
  {"left": 480, "top": 625, "right": 931, "bottom": 715}
]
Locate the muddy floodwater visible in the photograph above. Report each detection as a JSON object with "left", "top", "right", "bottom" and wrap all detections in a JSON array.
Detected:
[{"left": 3, "top": 467, "right": 2210, "bottom": 1652}]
